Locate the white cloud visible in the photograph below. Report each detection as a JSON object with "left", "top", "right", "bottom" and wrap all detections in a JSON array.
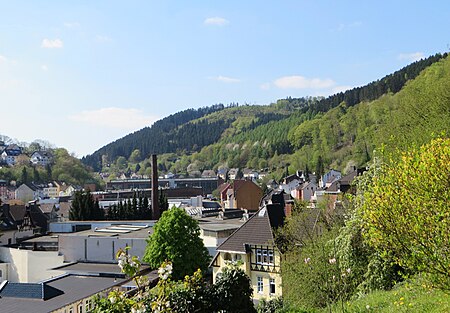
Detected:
[
  {"left": 96, "top": 35, "right": 112, "bottom": 43},
  {"left": 212, "top": 75, "right": 240, "bottom": 83},
  {"left": 274, "top": 75, "right": 336, "bottom": 89},
  {"left": 260, "top": 82, "right": 271, "bottom": 90},
  {"left": 41, "top": 65, "right": 48, "bottom": 71},
  {"left": 69, "top": 107, "right": 158, "bottom": 130},
  {"left": 0, "top": 55, "right": 7, "bottom": 64},
  {"left": 64, "top": 22, "right": 80, "bottom": 29},
  {"left": 331, "top": 85, "right": 352, "bottom": 94},
  {"left": 41, "top": 38, "right": 64, "bottom": 49},
  {"left": 204, "top": 17, "right": 229, "bottom": 26},
  {"left": 398, "top": 52, "right": 424, "bottom": 62}
]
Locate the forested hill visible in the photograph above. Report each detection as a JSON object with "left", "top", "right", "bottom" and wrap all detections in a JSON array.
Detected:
[
  {"left": 82, "top": 104, "right": 226, "bottom": 171},
  {"left": 82, "top": 52, "right": 448, "bottom": 173}
]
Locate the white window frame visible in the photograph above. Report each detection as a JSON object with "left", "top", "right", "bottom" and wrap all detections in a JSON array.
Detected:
[
  {"left": 257, "top": 276, "right": 264, "bottom": 293},
  {"left": 256, "top": 248, "right": 274, "bottom": 265}
]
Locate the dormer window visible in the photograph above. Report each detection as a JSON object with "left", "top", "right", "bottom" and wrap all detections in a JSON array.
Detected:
[{"left": 256, "top": 248, "right": 274, "bottom": 265}]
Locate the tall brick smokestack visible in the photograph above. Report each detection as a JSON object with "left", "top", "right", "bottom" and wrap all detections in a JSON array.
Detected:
[{"left": 151, "top": 154, "right": 160, "bottom": 220}]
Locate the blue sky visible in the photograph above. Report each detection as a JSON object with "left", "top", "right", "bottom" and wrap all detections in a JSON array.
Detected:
[{"left": 1, "top": 1, "right": 449, "bottom": 157}]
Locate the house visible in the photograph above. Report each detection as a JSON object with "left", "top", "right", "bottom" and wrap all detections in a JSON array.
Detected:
[
  {"left": 30, "top": 151, "right": 53, "bottom": 166},
  {"left": 201, "top": 169, "right": 216, "bottom": 178},
  {"left": 292, "top": 181, "right": 318, "bottom": 202},
  {"left": 0, "top": 144, "right": 22, "bottom": 166},
  {"left": 58, "top": 183, "right": 76, "bottom": 197},
  {"left": 228, "top": 168, "right": 240, "bottom": 180},
  {"left": 0, "top": 179, "right": 8, "bottom": 202},
  {"left": 242, "top": 168, "right": 259, "bottom": 181},
  {"left": 319, "top": 169, "right": 341, "bottom": 189},
  {"left": 14, "top": 183, "right": 43, "bottom": 203},
  {"left": 266, "top": 179, "right": 279, "bottom": 190},
  {"left": 220, "top": 180, "right": 263, "bottom": 212},
  {"left": 217, "top": 167, "right": 229, "bottom": 180},
  {"left": 279, "top": 172, "right": 304, "bottom": 194},
  {"left": 0, "top": 204, "right": 35, "bottom": 245},
  {"left": 211, "top": 203, "right": 285, "bottom": 300},
  {"left": 336, "top": 167, "right": 366, "bottom": 194},
  {"left": 43, "top": 182, "right": 59, "bottom": 198}
]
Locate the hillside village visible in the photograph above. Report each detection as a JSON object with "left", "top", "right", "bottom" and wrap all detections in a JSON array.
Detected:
[
  {"left": 0, "top": 137, "right": 365, "bottom": 312},
  {"left": 0, "top": 51, "right": 449, "bottom": 312}
]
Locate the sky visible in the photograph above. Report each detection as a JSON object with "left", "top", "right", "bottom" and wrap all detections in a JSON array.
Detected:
[{"left": 1, "top": 1, "right": 449, "bottom": 157}]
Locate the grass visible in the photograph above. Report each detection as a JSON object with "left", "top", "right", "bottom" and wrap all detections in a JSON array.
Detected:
[{"left": 320, "top": 277, "right": 450, "bottom": 313}]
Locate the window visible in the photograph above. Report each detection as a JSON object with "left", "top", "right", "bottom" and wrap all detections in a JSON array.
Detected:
[
  {"left": 68, "top": 307, "right": 73, "bottom": 313},
  {"left": 256, "top": 248, "right": 274, "bottom": 265},
  {"left": 268, "top": 251, "right": 274, "bottom": 264},
  {"left": 257, "top": 276, "right": 264, "bottom": 293},
  {"left": 270, "top": 278, "right": 276, "bottom": 294},
  {"left": 256, "top": 249, "right": 262, "bottom": 264},
  {"left": 86, "top": 299, "right": 92, "bottom": 312},
  {"left": 78, "top": 303, "right": 83, "bottom": 313},
  {"left": 224, "top": 252, "right": 232, "bottom": 261}
]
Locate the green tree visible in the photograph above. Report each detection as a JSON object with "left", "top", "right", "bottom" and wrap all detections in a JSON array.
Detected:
[
  {"left": 20, "top": 167, "right": 29, "bottom": 184},
  {"left": 129, "top": 149, "right": 142, "bottom": 163},
  {"left": 360, "top": 138, "right": 450, "bottom": 289},
  {"left": 158, "top": 190, "right": 169, "bottom": 215},
  {"left": 69, "top": 190, "right": 99, "bottom": 220},
  {"left": 143, "top": 207, "right": 210, "bottom": 280},
  {"left": 212, "top": 263, "right": 256, "bottom": 313}
]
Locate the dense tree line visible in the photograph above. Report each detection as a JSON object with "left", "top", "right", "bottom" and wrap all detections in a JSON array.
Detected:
[
  {"left": 69, "top": 190, "right": 104, "bottom": 220},
  {"left": 82, "top": 105, "right": 227, "bottom": 171},
  {"left": 303, "top": 52, "right": 448, "bottom": 114}
]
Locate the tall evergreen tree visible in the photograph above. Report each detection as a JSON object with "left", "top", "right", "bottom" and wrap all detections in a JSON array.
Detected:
[{"left": 21, "top": 167, "right": 29, "bottom": 184}]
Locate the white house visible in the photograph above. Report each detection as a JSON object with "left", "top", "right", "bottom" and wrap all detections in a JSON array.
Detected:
[
  {"left": 30, "top": 151, "right": 53, "bottom": 166},
  {"left": 319, "top": 169, "right": 342, "bottom": 189}
]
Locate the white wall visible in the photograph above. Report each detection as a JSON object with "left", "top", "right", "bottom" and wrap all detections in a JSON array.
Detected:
[
  {"left": 0, "top": 247, "right": 65, "bottom": 283},
  {"left": 58, "top": 236, "right": 148, "bottom": 263},
  {"left": 0, "top": 230, "right": 34, "bottom": 246}
]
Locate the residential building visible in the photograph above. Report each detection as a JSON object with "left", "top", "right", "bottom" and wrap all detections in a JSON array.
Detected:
[
  {"left": 211, "top": 204, "right": 285, "bottom": 300},
  {"left": 319, "top": 169, "right": 342, "bottom": 189},
  {"left": 242, "top": 168, "right": 259, "bottom": 181},
  {"left": 30, "top": 151, "right": 53, "bottom": 166},
  {"left": 220, "top": 179, "right": 263, "bottom": 211},
  {"left": 292, "top": 181, "right": 318, "bottom": 202},
  {"left": 228, "top": 168, "right": 240, "bottom": 180},
  {"left": 15, "top": 183, "right": 42, "bottom": 202},
  {"left": 279, "top": 172, "right": 303, "bottom": 194}
]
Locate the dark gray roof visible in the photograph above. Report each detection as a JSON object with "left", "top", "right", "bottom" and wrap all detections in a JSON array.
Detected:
[
  {"left": 52, "top": 262, "right": 145, "bottom": 277},
  {"left": 0, "top": 275, "right": 126, "bottom": 313},
  {"left": 216, "top": 205, "right": 284, "bottom": 253},
  {"left": 0, "top": 282, "right": 63, "bottom": 300}
]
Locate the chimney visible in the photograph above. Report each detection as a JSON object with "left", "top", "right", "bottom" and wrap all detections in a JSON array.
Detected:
[{"left": 151, "top": 154, "right": 160, "bottom": 219}]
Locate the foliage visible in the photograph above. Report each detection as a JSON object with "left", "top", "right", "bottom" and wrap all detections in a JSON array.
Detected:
[
  {"left": 359, "top": 138, "right": 450, "bottom": 289},
  {"left": 143, "top": 207, "right": 210, "bottom": 280},
  {"left": 322, "top": 276, "right": 450, "bottom": 313},
  {"left": 69, "top": 190, "right": 104, "bottom": 220},
  {"left": 282, "top": 225, "right": 355, "bottom": 310},
  {"left": 94, "top": 257, "right": 256, "bottom": 313},
  {"left": 107, "top": 192, "right": 151, "bottom": 220},
  {"left": 213, "top": 262, "right": 257, "bottom": 313},
  {"left": 257, "top": 297, "right": 284, "bottom": 313},
  {"left": 82, "top": 104, "right": 228, "bottom": 171}
]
